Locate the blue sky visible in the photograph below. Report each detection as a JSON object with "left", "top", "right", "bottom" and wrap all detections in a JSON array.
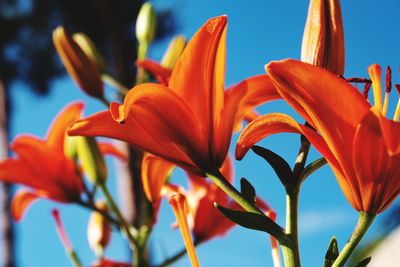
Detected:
[{"left": 8, "top": 0, "right": 400, "bottom": 266}]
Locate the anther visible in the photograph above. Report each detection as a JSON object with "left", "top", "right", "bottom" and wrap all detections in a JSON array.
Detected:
[
  {"left": 363, "top": 83, "right": 372, "bottom": 98},
  {"left": 385, "top": 66, "right": 392, "bottom": 93}
]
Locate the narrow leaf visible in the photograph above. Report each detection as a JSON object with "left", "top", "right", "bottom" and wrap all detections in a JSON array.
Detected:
[
  {"left": 354, "top": 257, "right": 371, "bottom": 267},
  {"left": 240, "top": 177, "right": 256, "bottom": 204},
  {"left": 214, "top": 203, "right": 285, "bottom": 242},
  {"left": 252, "top": 145, "right": 294, "bottom": 188},
  {"left": 299, "top": 157, "right": 327, "bottom": 184},
  {"left": 324, "top": 237, "right": 339, "bottom": 267}
]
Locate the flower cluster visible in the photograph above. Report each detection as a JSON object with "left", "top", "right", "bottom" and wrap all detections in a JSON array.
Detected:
[{"left": 0, "top": 0, "right": 399, "bottom": 266}]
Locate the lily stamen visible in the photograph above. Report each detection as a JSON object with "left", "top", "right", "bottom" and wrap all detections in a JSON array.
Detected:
[
  {"left": 362, "top": 83, "right": 372, "bottom": 99},
  {"left": 382, "top": 66, "right": 392, "bottom": 116},
  {"left": 368, "top": 64, "right": 383, "bottom": 112}
]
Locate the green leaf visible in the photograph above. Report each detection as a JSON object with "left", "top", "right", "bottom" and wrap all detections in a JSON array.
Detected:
[
  {"left": 240, "top": 178, "right": 256, "bottom": 204},
  {"left": 214, "top": 203, "right": 285, "bottom": 241},
  {"left": 354, "top": 257, "right": 371, "bottom": 267},
  {"left": 324, "top": 237, "right": 339, "bottom": 267},
  {"left": 299, "top": 157, "right": 327, "bottom": 184},
  {"left": 252, "top": 145, "right": 294, "bottom": 188}
]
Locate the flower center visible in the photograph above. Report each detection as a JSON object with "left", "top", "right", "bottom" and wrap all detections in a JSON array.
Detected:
[{"left": 367, "top": 64, "right": 400, "bottom": 121}]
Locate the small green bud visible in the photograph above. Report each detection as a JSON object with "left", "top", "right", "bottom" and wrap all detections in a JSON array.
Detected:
[
  {"left": 161, "top": 35, "right": 186, "bottom": 69},
  {"left": 75, "top": 136, "right": 107, "bottom": 184},
  {"left": 135, "top": 2, "right": 157, "bottom": 45}
]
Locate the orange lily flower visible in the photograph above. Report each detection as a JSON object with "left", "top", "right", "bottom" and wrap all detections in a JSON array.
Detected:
[
  {"left": 0, "top": 102, "right": 125, "bottom": 221},
  {"left": 1, "top": 103, "right": 85, "bottom": 221},
  {"left": 236, "top": 59, "right": 400, "bottom": 214},
  {"left": 68, "top": 16, "right": 278, "bottom": 175}
]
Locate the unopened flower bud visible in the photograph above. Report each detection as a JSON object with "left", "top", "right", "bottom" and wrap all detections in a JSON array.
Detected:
[
  {"left": 87, "top": 201, "right": 111, "bottom": 257},
  {"left": 75, "top": 136, "right": 107, "bottom": 184},
  {"left": 135, "top": 2, "right": 157, "bottom": 45},
  {"left": 161, "top": 35, "right": 186, "bottom": 69},
  {"left": 301, "top": 0, "right": 345, "bottom": 75},
  {"left": 73, "top": 33, "right": 106, "bottom": 73},
  {"left": 53, "top": 26, "right": 104, "bottom": 99}
]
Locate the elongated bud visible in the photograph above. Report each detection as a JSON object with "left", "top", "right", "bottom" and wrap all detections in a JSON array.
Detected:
[
  {"left": 87, "top": 201, "right": 111, "bottom": 257},
  {"left": 136, "top": 2, "right": 157, "bottom": 45},
  {"left": 73, "top": 33, "right": 106, "bottom": 73},
  {"left": 53, "top": 27, "right": 104, "bottom": 99},
  {"left": 301, "top": 0, "right": 345, "bottom": 75},
  {"left": 169, "top": 194, "right": 200, "bottom": 267},
  {"left": 161, "top": 35, "right": 186, "bottom": 69},
  {"left": 52, "top": 209, "right": 73, "bottom": 252},
  {"left": 75, "top": 136, "right": 107, "bottom": 184}
]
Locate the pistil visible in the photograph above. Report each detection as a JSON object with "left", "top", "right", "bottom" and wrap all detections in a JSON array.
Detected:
[{"left": 368, "top": 64, "right": 383, "bottom": 112}]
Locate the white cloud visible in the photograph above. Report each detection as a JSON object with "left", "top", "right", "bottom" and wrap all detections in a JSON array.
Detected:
[{"left": 299, "top": 209, "right": 354, "bottom": 235}]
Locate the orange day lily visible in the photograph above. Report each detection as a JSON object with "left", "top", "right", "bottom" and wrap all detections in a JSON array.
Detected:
[
  {"left": 68, "top": 15, "right": 279, "bottom": 175},
  {"left": 1, "top": 102, "right": 86, "bottom": 221},
  {"left": 236, "top": 59, "right": 400, "bottom": 214},
  {"left": 0, "top": 102, "right": 124, "bottom": 221}
]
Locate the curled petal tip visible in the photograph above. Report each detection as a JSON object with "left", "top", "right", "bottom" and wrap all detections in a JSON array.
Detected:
[
  {"left": 68, "top": 120, "right": 90, "bottom": 135},
  {"left": 234, "top": 144, "right": 247, "bottom": 161},
  {"left": 110, "top": 102, "right": 125, "bottom": 123},
  {"left": 205, "top": 15, "right": 227, "bottom": 34}
]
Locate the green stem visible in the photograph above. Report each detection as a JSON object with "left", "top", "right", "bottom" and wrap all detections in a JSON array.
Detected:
[
  {"left": 281, "top": 132, "right": 310, "bottom": 267},
  {"left": 281, "top": 188, "right": 301, "bottom": 267},
  {"left": 68, "top": 250, "right": 82, "bottom": 267},
  {"left": 206, "top": 169, "right": 286, "bottom": 243},
  {"left": 98, "top": 182, "right": 138, "bottom": 248},
  {"left": 76, "top": 199, "right": 120, "bottom": 229},
  {"left": 102, "top": 74, "right": 130, "bottom": 95},
  {"left": 332, "top": 212, "right": 375, "bottom": 267}
]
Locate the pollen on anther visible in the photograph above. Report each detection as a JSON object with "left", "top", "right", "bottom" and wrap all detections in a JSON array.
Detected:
[
  {"left": 385, "top": 66, "right": 392, "bottom": 93},
  {"left": 363, "top": 83, "right": 371, "bottom": 98}
]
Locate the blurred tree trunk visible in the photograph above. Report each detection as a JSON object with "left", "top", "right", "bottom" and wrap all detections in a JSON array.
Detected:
[
  {"left": 94, "top": 0, "right": 152, "bottom": 260},
  {"left": 0, "top": 79, "right": 14, "bottom": 267}
]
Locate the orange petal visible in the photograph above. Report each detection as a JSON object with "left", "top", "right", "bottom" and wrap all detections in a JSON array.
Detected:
[
  {"left": 142, "top": 153, "right": 175, "bottom": 203},
  {"left": 168, "top": 193, "right": 200, "bottom": 267},
  {"left": 98, "top": 142, "right": 128, "bottom": 161},
  {"left": 10, "top": 136, "right": 84, "bottom": 201},
  {"left": 136, "top": 59, "right": 172, "bottom": 85},
  {"left": 11, "top": 189, "right": 40, "bottom": 221},
  {"left": 353, "top": 109, "right": 400, "bottom": 213},
  {"left": 266, "top": 59, "right": 370, "bottom": 181},
  {"left": 236, "top": 113, "right": 338, "bottom": 167},
  {"left": 169, "top": 16, "right": 227, "bottom": 140},
  {"left": 226, "top": 74, "right": 280, "bottom": 131},
  {"left": 213, "top": 83, "right": 246, "bottom": 166},
  {"left": 193, "top": 195, "right": 235, "bottom": 242},
  {"left": 46, "top": 102, "right": 84, "bottom": 153},
  {"left": 69, "top": 83, "right": 208, "bottom": 173},
  {"left": 377, "top": 111, "right": 400, "bottom": 156},
  {"left": 91, "top": 259, "right": 131, "bottom": 267},
  {"left": 0, "top": 159, "right": 38, "bottom": 187}
]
